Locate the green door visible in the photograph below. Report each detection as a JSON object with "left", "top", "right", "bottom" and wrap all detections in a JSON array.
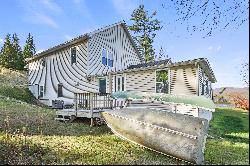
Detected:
[{"left": 99, "top": 78, "right": 106, "bottom": 93}]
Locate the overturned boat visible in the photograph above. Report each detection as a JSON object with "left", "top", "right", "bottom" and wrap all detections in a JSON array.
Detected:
[{"left": 101, "top": 92, "right": 215, "bottom": 164}]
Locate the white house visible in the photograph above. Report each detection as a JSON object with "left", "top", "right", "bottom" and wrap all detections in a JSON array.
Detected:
[{"left": 26, "top": 21, "right": 216, "bottom": 107}]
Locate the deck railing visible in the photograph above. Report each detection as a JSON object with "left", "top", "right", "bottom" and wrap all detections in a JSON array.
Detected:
[
  {"left": 74, "top": 92, "right": 114, "bottom": 126},
  {"left": 74, "top": 92, "right": 113, "bottom": 111}
]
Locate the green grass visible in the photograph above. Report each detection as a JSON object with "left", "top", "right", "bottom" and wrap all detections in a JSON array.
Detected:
[
  {"left": 204, "top": 107, "right": 249, "bottom": 165},
  {"left": 0, "top": 98, "right": 248, "bottom": 165},
  {"left": 0, "top": 98, "right": 176, "bottom": 165}
]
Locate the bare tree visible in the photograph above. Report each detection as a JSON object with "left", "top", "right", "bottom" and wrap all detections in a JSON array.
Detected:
[
  {"left": 241, "top": 61, "right": 249, "bottom": 87},
  {"left": 162, "top": 0, "right": 249, "bottom": 37}
]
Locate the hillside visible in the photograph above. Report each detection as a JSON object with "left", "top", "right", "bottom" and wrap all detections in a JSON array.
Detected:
[
  {"left": 0, "top": 66, "right": 38, "bottom": 104},
  {"left": 213, "top": 87, "right": 249, "bottom": 96},
  {"left": 213, "top": 87, "right": 249, "bottom": 106}
]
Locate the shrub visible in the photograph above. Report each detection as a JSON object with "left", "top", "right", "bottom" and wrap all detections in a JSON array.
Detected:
[{"left": 0, "top": 85, "right": 36, "bottom": 104}]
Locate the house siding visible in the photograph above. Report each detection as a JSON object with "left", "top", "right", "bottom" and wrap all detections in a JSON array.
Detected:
[
  {"left": 126, "top": 70, "right": 156, "bottom": 93},
  {"left": 28, "top": 40, "right": 99, "bottom": 106},
  {"left": 169, "top": 64, "right": 198, "bottom": 95},
  {"left": 88, "top": 24, "right": 141, "bottom": 76}
]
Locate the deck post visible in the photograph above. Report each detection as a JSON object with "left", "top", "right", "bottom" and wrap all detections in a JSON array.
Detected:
[
  {"left": 90, "top": 92, "right": 94, "bottom": 127},
  {"left": 74, "top": 93, "right": 78, "bottom": 117}
]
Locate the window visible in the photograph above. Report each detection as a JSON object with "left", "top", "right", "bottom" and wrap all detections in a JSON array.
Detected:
[
  {"left": 156, "top": 70, "right": 169, "bottom": 93},
  {"left": 206, "top": 80, "right": 209, "bottom": 94},
  {"left": 117, "top": 77, "right": 121, "bottom": 91},
  {"left": 122, "top": 77, "right": 125, "bottom": 91},
  {"left": 102, "top": 49, "right": 113, "bottom": 67},
  {"left": 201, "top": 84, "right": 205, "bottom": 95},
  {"left": 102, "top": 49, "right": 107, "bottom": 65},
  {"left": 58, "top": 84, "right": 63, "bottom": 97},
  {"left": 108, "top": 52, "right": 113, "bottom": 67},
  {"left": 42, "top": 58, "right": 46, "bottom": 67},
  {"left": 71, "top": 47, "right": 76, "bottom": 64},
  {"left": 114, "top": 75, "right": 125, "bottom": 92},
  {"left": 39, "top": 86, "right": 44, "bottom": 98}
]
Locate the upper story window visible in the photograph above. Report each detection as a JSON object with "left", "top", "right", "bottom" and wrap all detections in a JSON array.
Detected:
[
  {"left": 108, "top": 52, "right": 113, "bottom": 67},
  {"left": 71, "top": 47, "right": 76, "bottom": 64},
  {"left": 102, "top": 48, "right": 113, "bottom": 67},
  {"left": 42, "top": 58, "right": 46, "bottom": 67},
  {"left": 102, "top": 49, "right": 107, "bottom": 66}
]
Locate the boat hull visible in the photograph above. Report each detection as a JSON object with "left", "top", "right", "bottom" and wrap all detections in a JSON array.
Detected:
[{"left": 102, "top": 108, "right": 209, "bottom": 164}]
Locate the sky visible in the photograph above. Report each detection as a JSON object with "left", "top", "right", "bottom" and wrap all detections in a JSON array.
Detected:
[{"left": 0, "top": 0, "right": 249, "bottom": 88}]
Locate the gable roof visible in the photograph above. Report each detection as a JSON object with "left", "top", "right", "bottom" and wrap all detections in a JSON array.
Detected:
[
  {"left": 26, "top": 21, "right": 143, "bottom": 63},
  {"left": 127, "top": 59, "right": 172, "bottom": 70}
]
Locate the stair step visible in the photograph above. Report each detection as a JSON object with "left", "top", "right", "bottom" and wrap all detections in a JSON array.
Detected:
[{"left": 55, "top": 117, "right": 70, "bottom": 121}]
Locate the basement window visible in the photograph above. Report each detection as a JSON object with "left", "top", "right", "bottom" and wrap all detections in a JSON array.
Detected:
[
  {"left": 39, "top": 86, "right": 44, "bottom": 98},
  {"left": 58, "top": 84, "right": 63, "bottom": 97},
  {"left": 71, "top": 47, "right": 76, "bottom": 64}
]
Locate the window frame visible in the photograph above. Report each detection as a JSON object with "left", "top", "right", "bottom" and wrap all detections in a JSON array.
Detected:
[
  {"left": 102, "top": 48, "right": 108, "bottom": 66},
  {"left": 155, "top": 69, "right": 169, "bottom": 94},
  {"left": 71, "top": 47, "right": 77, "bottom": 65},
  {"left": 58, "top": 83, "right": 63, "bottom": 97},
  {"left": 39, "top": 85, "right": 44, "bottom": 98}
]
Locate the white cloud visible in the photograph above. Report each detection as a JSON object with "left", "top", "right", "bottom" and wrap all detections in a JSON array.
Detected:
[
  {"left": 111, "top": 0, "right": 138, "bottom": 19},
  {"left": 208, "top": 45, "right": 222, "bottom": 52},
  {"left": 40, "top": 0, "right": 62, "bottom": 13},
  {"left": 36, "top": 49, "right": 45, "bottom": 54},
  {"left": 64, "top": 35, "right": 73, "bottom": 40},
  {"left": 208, "top": 46, "right": 213, "bottom": 50},
  {"left": 216, "top": 45, "right": 222, "bottom": 51},
  {"left": 0, "top": 38, "right": 4, "bottom": 45},
  {"left": 19, "top": 0, "right": 60, "bottom": 29},
  {"left": 33, "top": 12, "right": 59, "bottom": 29},
  {"left": 73, "top": 0, "right": 83, "bottom": 4}
]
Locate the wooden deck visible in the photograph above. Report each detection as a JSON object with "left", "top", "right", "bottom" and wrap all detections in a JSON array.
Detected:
[{"left": 55, "top": 92, "right": 125, "bottom": 125}]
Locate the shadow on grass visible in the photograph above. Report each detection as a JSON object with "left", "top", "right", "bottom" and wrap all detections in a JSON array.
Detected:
[
  {"left": 205, "top": 139, "right": 249, "bottom": 165},
  {"left": 210, "top": 109, "right": 249, "bottom": 144}
]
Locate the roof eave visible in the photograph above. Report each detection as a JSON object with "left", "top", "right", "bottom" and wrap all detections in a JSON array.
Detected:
[{"left": 27, "top": 34, "right": 90, "bottom": 63}]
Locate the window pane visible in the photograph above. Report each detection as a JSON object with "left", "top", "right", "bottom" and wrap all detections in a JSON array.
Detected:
[
  {"left": 108, "top": 52, "right": 113, "bottom": 67},
  {"left": 122, "top": 77, "right": 124, "bottom": 91},
  {"left": 114, "top": 76, "right": 116, "bottom": 92},
  {"left": 118, "top": 78, "right": 120, "bottom": 91},
  {"left": 71, "top": 47, "right": 76, "bottom": 64},
  {"left": 58, "top": 84, "right": 63, "bottom": 97},
  {"left": 40, "top": 86, "right": 44, "bottom": 97},
  {"left": 102, "top": 56, "right": 107, "bottom": 65},
  {"left": 99, "top": 79, "right": 106, "bottom": 93},
  {"left": 102, "top": 49, "right": 107, "bottom": 65}
]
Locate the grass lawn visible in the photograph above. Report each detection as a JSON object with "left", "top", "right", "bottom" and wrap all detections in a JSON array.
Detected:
[{"left": 0, "top": 97, "right": 249, "bottom": 165}]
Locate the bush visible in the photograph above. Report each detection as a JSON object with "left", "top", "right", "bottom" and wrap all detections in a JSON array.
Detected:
[
  {"left": 231, "top": 94, "right": 249, "bottom": 110},
  {"left": 0, "top": 85, "right": 36, "bottom": 104}
]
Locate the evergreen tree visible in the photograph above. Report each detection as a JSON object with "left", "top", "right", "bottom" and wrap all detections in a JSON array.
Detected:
[
  {"left": 129, "top": 5, "right": 162, "bottom": 63},
  {"left": 12, "top": 33, "right": 24, "bottom": 70},
  {"left": 0, "top": 34, "right": 14, "bottom": 68},
  {"left": 157, "top": 46, "right": 169, "bottom": 61},
  {"left": 23, "top": 33, "right": 36, "bottom": 59}
]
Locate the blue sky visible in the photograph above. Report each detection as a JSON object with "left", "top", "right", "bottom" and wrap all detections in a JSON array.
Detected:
[{"left": 0, "top": 0, "right": 249, "bottom": 88}]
